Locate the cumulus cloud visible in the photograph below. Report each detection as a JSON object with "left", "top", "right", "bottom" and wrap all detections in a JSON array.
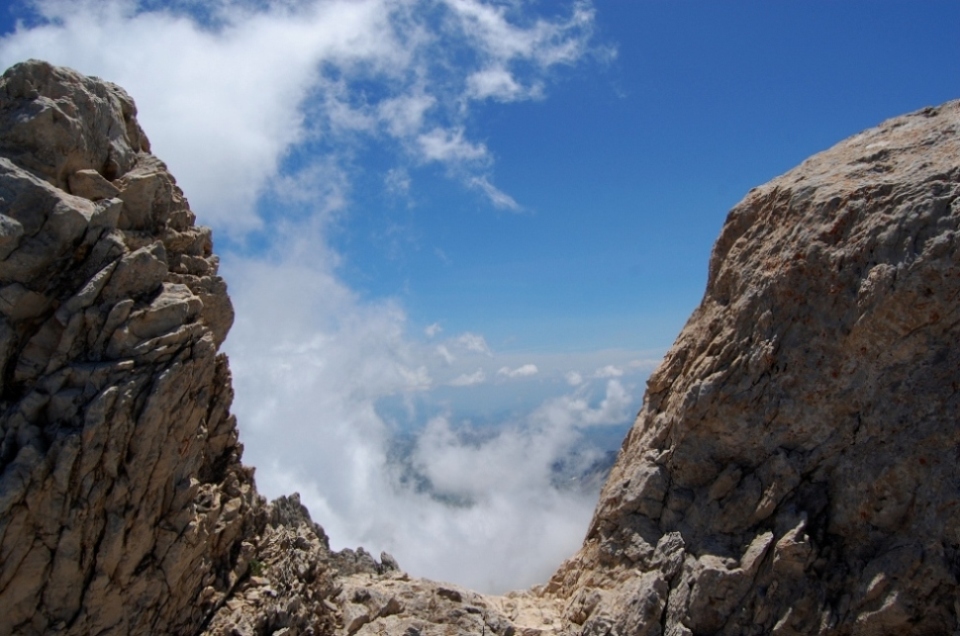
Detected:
[
  {"left": 0, "top": 0, "right": 638, "bottom": 594},
  {"left": 533, "top": 379, "right": 633, "bottom": 429},
  {"left": 594, "top": 364, "right": 624, "bottom": 378},
  {"left": 225, "top": 239, "right": 646, "bottom": 590},
  {"left": 497, "top": 364, "right": 539, "bottom": 378},
  {"left": 565, "top": 370, "right": 583, "bottom": 386},
  {"left": 449, "top": 368, "right": 487, "bottom": 386},
  {"left": 456, "top": 332, "right": 493, "bottom": 355}
]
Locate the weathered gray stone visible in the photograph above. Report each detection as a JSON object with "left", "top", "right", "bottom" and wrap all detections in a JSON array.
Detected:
[
  {"left": 0, "top": 60, "right": 254, "bottom": 636},
  {"left": 68, "top": 168, "right": 120, "bottom": 201},
  {"left": 0, "top": 59, "right": 148, "bottom": 187},
  {"left": 0, "top": 213, "right": 24, "bottom": 260}
]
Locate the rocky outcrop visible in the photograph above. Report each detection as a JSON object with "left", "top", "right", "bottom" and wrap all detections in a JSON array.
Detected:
[
  {"left": 549, "top": 102, "right": 960, "bottom": 634},
  {"left": 202, "top": 495, "right": 565, "bottom": 636},
  {"left": 0, "top": 60, "right": 259, "bottom": 635}
]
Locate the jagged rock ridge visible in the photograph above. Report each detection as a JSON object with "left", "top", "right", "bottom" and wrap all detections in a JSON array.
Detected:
[{"left": 549, "top": 100, "right": 960, "bottom": 634}]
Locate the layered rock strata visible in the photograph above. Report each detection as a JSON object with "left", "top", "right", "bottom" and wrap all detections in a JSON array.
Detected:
[{"left": 549, "top": 101, "right": 960, "bottom": 634}]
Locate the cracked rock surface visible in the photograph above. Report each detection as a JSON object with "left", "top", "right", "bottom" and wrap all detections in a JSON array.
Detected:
[
  {"left": 548, "top": 100, "right": 960, "bottom": 635},
  {"left": 0, "top": 60, "right": 257, "bottom": 635}
]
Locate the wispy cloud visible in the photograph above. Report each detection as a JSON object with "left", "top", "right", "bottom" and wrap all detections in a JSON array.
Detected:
[
  {"left": 468, "top": 175, "right": 521, "bottom": 211},
  {"left": 435, "top": 345, "right": 455, "bottom": 364},
  {"left": 456, "top": 331, "right": 493, "bottom": 355},
  {"left": 449, "top": 368, "right": 487, "bottom": 386},
  {"left": 466, "top": 65, "right": 541, "bottom": 102},
  {"left": 417, "top": 126, "right": 489, "bottom": 163},
  {"left": 498, "top": 363, "right": 539, "bottom": 378}
]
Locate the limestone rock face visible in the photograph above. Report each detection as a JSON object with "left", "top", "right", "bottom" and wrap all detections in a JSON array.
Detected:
[
  {"left": 550, "top": 102, "right": 960, "bottom": 634},
  {"left": 0, "top": 60, "right": 255, "bottom": 635}
]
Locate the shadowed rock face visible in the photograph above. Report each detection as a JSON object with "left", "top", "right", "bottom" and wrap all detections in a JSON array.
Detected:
[
  {"left": 550, "top": 102, "right": 960, "bottom": 635},
  {"left": 2, "top": 59, "right": 959, "bottom": 636}
]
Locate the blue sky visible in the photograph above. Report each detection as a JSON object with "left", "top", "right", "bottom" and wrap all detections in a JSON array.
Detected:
[
  {"left": 2, "top": 0, "right": 958, "bottom": 592},
  {"left": 323, "top": 0, "right": 960, "bottom": 352}
]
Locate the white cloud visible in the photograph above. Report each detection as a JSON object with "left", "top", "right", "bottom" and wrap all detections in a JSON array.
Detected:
[
  {"left": 565, "top": 370, "right": 583, "bottom": 386},
  {"left": 0, "top": 0, "right": 411, "bottom": 233},
  {"left": 434, "top": 247, "right": 451, "bottom": 264},
  {"left": 466, "top": 65, "right": 540, "bottom": 102},
  {"left": 468, "top": 175, "right": 521, "bottom": 211},
  {"left": 594, "top": 364, "right": 623, "bottom": 378},
  {"left": 267, "top": 158, "right": 352, "bottom": 221},
  {"left": 533, "top": 379, "right": 632, "bottom": 428},
  {"left": 379, "top": 92, "right": 436, "bottom": 138},
  {"left": 425, "top": 322, "right": 443, "bottom": 338},
  {"left": 435, "top": 345, "right": 455, "bottom": 364},
  {"left": 449, "top": 368, "right": 487, "bottom": 386},
  {"left": 223, "top": 257, "right": 646, "bottom": 592},
  {"left": 442, "top": 0, "right": 595, "bottom": 69},
  {"left": 497, "top": 363, "right": 539, "bottom": 378},
  {"left": 417, "top": 126, "right": 489, "bottom": 163},
  {"left": 456, "top": 331, "right": 492, "bottom": 355},
  {"left": 385, "top": 165, "right": 411, "bottom": 190}
]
